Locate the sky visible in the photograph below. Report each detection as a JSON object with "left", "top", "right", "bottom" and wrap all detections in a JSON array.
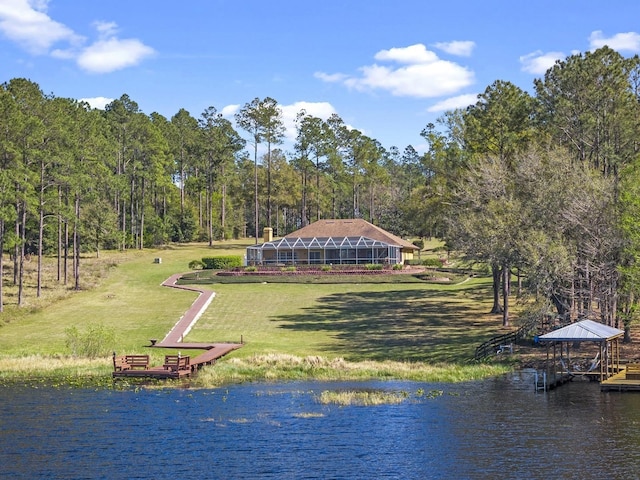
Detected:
[{"left": 2, "top": 0, "right": 640, "bottom": 154}]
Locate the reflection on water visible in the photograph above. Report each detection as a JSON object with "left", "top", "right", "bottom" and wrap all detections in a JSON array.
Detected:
[{"left": 1, "top": 372, "right": 640, "bottom": 479}]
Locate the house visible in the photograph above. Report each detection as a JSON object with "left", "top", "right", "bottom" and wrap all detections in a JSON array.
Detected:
[{"left": 246, "top": 219, "right": 419, "bottom": 266}]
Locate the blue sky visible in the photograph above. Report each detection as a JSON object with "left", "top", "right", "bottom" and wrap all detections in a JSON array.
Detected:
[{"left": 2, "top": 1, "right": 640, "bottom": 153}]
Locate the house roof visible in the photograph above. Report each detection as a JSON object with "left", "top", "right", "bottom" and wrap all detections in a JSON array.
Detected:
[
  {"left": 538, "top": 319, "right": 624, "bottom": 342},
  {"left": 284, "top": 219, "right": 418, "bottom": 250}
]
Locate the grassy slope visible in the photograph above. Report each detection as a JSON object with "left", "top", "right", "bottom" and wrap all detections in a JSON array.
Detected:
[
  {"left": 0, "top": 243, "right": 245, "bottom": 358},
  {"left": 0, "top": 240, "right": 512, "bottom": 383},
  {"left": 188, "top": 277, "right": 498, "bottom": 363}
]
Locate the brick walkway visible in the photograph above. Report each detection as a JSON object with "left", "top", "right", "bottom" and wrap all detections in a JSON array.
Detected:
[{"left": 155, "top": 273, "right": 242, "bottom": 359}]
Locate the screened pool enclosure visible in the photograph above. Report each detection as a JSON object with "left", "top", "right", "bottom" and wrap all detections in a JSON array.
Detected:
[{"left": 246, "top": 236, "right": 402, "bottom": 266}]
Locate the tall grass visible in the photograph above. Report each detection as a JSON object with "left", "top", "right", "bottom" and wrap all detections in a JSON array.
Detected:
[
  {"left": 0, "top": 355, "right": 114, "bottom": 388},
  {"left": 191, "top": 353, "right": 511, "bottom": 388},
  {"left": 317, "top": 390, "right": 409, "bottom": 406}
]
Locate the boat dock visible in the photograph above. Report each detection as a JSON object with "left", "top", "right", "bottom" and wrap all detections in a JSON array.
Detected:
[
  {"left": 600, "top": 364, "right": 640, "bottom": 392},
  {"left": 112, "top": 272, "right": 243, "bottom": 380},
  {"left": 112, "top": 343, "right": 242, "bottom": 379}
]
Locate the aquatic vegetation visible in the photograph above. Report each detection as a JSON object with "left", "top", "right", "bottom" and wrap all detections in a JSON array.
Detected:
[
  {"left": 190, "top": 353, "right": 511, "bottom": 388},
  {"left": 316, "top": 386, "right": 445, "bottom": 406},
  {"left": 293, "top": 412, "right": 325, "bottom": 418},
  {"left": 317, "top": 390, "right": 407, "bottom": 406}
]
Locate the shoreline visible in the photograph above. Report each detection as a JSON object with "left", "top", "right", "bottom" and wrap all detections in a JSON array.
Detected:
[{"left": 0, "top": 353, "right": 513, "bottom": 389}]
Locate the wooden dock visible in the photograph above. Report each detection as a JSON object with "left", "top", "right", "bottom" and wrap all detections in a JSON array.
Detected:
[
  {"left": 600, "top": 364, "right": 640, "bottom": 392},
  {"left": 112, "top": 344, "right": 242, "bottom": 380},
  {"left": 112, "top": 272, "right": 243, "bottom": 380}
]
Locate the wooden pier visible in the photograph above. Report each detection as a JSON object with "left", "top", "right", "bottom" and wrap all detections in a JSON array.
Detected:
[
  {"left": 112, "top": 343, "right": 242, "bottom": 380},
  {"left": 600, "top": 364, "right": 640, "bottom": 392},
  {"left": 112, "top": 273, "right": 243, "bottom": 380}
]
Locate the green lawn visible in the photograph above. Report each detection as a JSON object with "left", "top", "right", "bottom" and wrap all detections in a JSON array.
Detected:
[
  {"left": 188, "top": 278, "right": 497, "bottom": 363},
  {"left": 0, "top": 243, "right": 245, "bottom": 358},
  {"left": 0, "top": 240, "right": 512, "bottom": 383}
]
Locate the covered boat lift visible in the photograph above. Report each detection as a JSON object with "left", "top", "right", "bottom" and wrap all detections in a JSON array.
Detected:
[{"left": 536, "top": 320, "right": 624, "bottom": 390}]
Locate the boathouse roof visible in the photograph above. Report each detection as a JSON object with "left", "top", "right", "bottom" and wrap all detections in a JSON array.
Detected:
[{"left": 538, "top": 319, "right": 624, "bottom": 342}]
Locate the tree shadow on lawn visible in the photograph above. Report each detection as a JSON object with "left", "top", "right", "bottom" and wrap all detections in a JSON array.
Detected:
[{"left": 271, "top": 287, "right": 502, "bottom": 363}]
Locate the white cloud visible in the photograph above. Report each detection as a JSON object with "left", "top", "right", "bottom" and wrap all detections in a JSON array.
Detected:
[
  {"left": 280, "top": 101, "right": 337, "bottom": 141},
  {"left": 433, "top": 40, "right": 475, "bottom": 57},
  {"left": 316, "top": 43, "right": 474, "bottom": 98},
  {"left": 589, "top": 30, "right": 640, "bottom": 53},
  {"left": 374, "top": 44, "right": 438, "bottom": 64},
  {"left": 50, "top": 47, "right": 75, "bottom": 60},
  {"left": 231, "top": 101, "right": 340, "bottom": 151},
  {"left": 520, "top": 50, "right": 564, "bottom": 75},
  {"left": 94, "top": 20, "right": 118, "bottom": 38},
  {"left": 313, "top": 72, "right": 348, "bottom": 83},
  {"left": 77, "top": 36, "right": 155, "bottom": 74},
  {"left": 0, "top": 0, "right": 82, "bottom": 53},
  {"left": 221, "top": 104, "right": 240, "bottom": 117},
  {"left": 0, "top": 1, "right": 154, "bottom": 73},
  {"left": 427, "top": 93, "right": 478, "bottom": 112},
  {"left": 79, "top": 96, "right": 114, "bottom": 110}
]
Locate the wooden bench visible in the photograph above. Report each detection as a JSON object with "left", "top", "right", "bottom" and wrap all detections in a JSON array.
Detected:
[
  {"left": 626, "top": 364, "right": 640, "bottom": 380},
  {"left": 163, "top": 355, "right": 190, "bottom": 372},
  {"left": 124, "top": 354, "right": 150, "bottom": 370},
  {"left": 113, "top": 354, "right": 131, "bottom": 372}
]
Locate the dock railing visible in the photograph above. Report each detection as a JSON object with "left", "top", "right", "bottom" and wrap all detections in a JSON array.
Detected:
[{"left": 474, "top": 317, "right": 539, "bottom": 361}]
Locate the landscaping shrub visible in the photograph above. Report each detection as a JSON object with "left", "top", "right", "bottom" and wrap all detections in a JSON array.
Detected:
[
  {"left": 364, "top": 264, "right": 383, "bottom": 270},
  {"left": 202, "top": 255, "right": 243, "bottom": 269},
  {"left": 65, "top": 323, "right": 116, "bottom": 359},
  {"left": 423, "top": 258, "right": 444, "bottom": 268},
  {"left": 405, "top": 259, "right": 423, "bottom": 266},
  {"left": 188, "top": 259, "right": 205, "bottom": 270}
]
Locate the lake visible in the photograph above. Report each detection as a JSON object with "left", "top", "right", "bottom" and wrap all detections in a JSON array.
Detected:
[{"left": 1, "top": 370, "right": 639, "bottom": 479}]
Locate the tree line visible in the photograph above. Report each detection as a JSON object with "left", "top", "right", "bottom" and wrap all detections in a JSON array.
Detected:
[
  {"left": 432, "top": 46, "right": 640, "bottom": 338},
  {"left": 2, "top": 46, "right": 640, "bottom": 340},
  {"left": 0, "top": 77, "right": 427, "bottom": 309}
]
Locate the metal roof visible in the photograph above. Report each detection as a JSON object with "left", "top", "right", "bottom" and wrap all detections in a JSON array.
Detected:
[{"left": 538, "top": 319, "right": 624, "bottom": 342}]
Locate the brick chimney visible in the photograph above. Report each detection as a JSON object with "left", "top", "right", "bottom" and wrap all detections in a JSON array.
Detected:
[{"left": 263, "top": 227, "right": 273, "bottom": 243}]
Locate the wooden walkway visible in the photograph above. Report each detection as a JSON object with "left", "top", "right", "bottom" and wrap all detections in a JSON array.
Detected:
[
  {"left": 600, "top": 365, "right": 640, "bottom": 392},
  {"left": 112, "top": 273, "right": 242, "bottom": 380}
]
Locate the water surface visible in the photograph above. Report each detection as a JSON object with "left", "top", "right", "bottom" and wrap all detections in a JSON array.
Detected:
[{"left": 1, "top": 372, "right": 639, "bottom": 479}]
